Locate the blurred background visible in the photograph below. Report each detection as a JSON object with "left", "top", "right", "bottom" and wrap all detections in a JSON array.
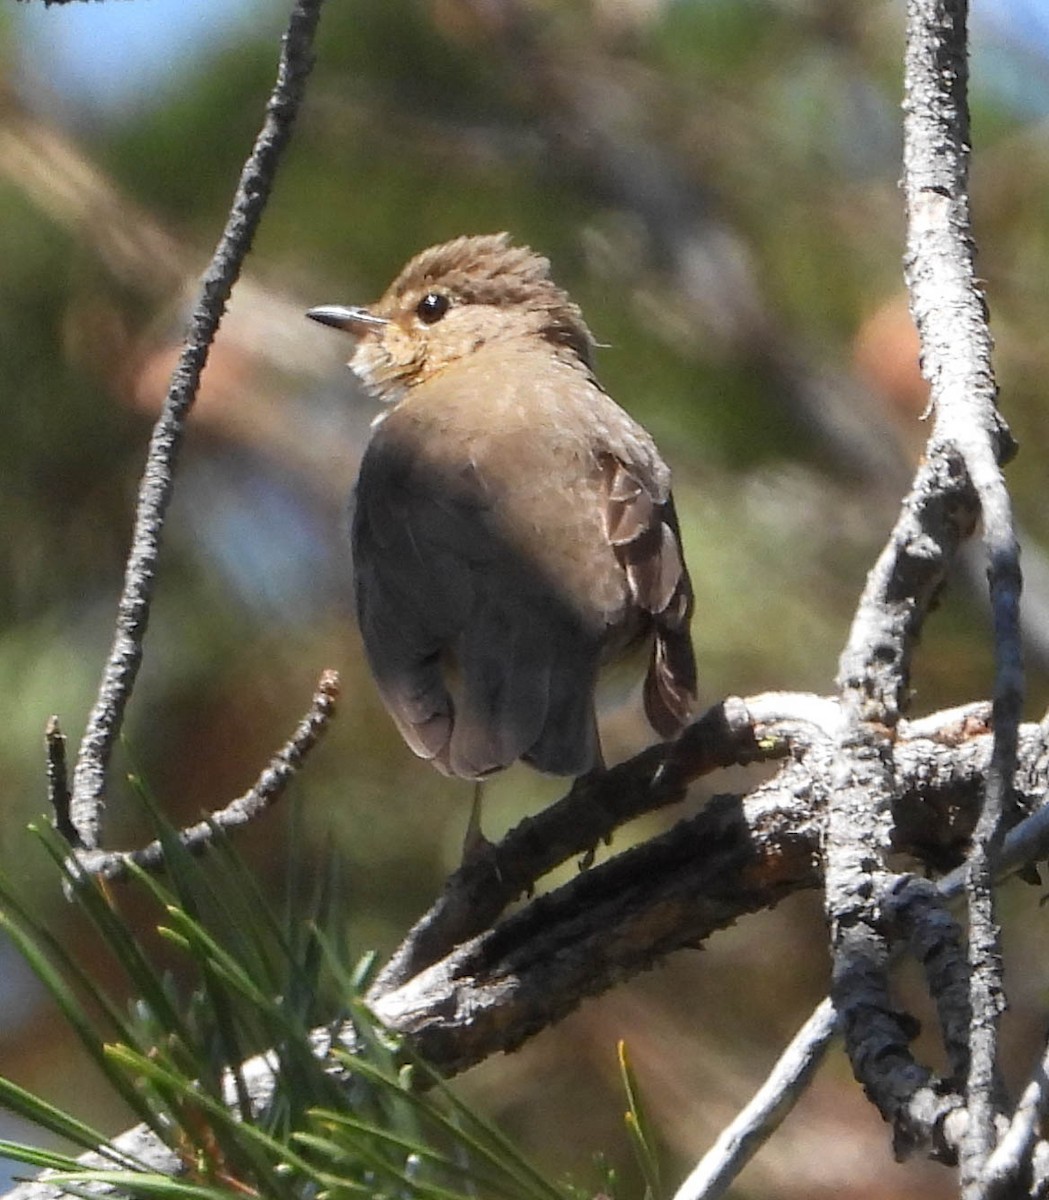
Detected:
[{"left": 3, "top": 0, "right": 1049, "bottom": 1195}]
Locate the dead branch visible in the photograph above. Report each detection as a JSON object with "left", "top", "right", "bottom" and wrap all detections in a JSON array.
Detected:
[
  {"left": 66, "top": 0, "right": 326, "bottom": 852},
  {"left": 67, "top": 671, "right": 341, "bottom": 882}
]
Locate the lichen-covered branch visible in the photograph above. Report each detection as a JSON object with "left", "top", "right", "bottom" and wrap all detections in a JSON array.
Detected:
[
  {"left": 902, "top": 0, "right": 1020, "bottom": 1188},
  {"left": 816, "top": 0, "right": 1021, "bottom": 1172},
  {"left": 373, "top": 691, "right": 840, "bottom": 993}
]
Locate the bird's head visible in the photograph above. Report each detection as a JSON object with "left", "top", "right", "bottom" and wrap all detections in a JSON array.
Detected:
[{"left": 307, "top": 233, "right": 596, "bottom": 402}]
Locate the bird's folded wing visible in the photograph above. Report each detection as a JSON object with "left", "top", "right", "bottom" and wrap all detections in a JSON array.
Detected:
[{"left": 600, "top": 453, "right": 697, "bottom": 737}]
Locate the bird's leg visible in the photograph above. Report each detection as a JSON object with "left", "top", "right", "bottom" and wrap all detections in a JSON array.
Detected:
[
  {"left": 574, "top": 728, "right": 608, "bottom": 870},
  {"left": 461, "top": 779, "right": 494, "bottom": 868}
]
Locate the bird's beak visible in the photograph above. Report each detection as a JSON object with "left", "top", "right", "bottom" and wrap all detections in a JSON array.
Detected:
[{"left": 306, "top": 304, "right": 389, "bottom": 335}]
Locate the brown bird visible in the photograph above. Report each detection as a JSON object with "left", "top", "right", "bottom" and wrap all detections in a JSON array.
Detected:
[{"left": 308, "top": 233, "right": 696, "bottom": 784}]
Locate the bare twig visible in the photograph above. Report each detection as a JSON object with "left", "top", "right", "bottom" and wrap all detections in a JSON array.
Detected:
[
  {"left": 44, "top": 716, "right": 74, "bottom": 846},
  {"left": 902, "top": 0, "right": 1019, "bottom": 1187},
  {"left": 884, "top": 874, "right": 971, "bottom": 1084},
  {"left": 980, "top": 1040, "right": 1049, "bottom": 1196},
  {"left": 811, "top": 0, "right": 1018, "bottom": 1165},
  {"left": 69, "top": 671, "right": 340, "bottom": 882},
  {"left": 824, "top": 449, "right": 977, "bottom": 1155},
  {"left": 67, "top": 0, "right": 326, "bottom": 852},
  {"left": 670, "top": 999, "right": 839, "bottom": 1200}
]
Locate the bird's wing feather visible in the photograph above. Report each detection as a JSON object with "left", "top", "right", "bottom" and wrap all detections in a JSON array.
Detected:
[{"left": 599, "top": 452, "right": 697, "bottom": 737}]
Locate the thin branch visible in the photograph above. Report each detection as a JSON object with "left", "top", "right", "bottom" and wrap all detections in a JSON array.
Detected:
[
  {"left": 68, "top": 671, "right": 341, "bottom": 882},
  {"left": 812, "top": 0, "right": 1016, "bottom": 1163},
  {"left": 980, "top": 1041, "right": 1049, "bottom": 1196},
  {"left": 884, "top": 874, "right": 971, "bottom": 1084},
  {"left": 67, "top": 0, "right": 327, "bottom": 852},
  {"left": 937, "top": 740, "right": 1049, "bottom": 900},
  {"left": 823, "top": 446, "right": 978, "bottom": 1155},
  {"left": 902, "top": 0, "right": 1019, "bottom": 1187},
  {"left": 823, "top": 375, "right": 979, "bottom": 1166},
  {"left": 44, "top": 716, "right": 74, "bottom": 846},
  {"left": 670, "top": 999, "right": 839, "bottom": 1200}
]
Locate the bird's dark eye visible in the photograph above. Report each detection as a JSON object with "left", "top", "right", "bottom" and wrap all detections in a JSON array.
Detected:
[{"left": 416, "top": 292, "right": 450, "bottom": 324}]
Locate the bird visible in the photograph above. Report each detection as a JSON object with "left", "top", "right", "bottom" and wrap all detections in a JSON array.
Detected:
[{"left": 307, "top": 233, "right": 696, "bottom": 791}]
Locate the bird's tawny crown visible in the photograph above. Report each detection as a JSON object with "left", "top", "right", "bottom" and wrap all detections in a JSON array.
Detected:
[{"left": 309, "top": 234, "right": 597, "bottom": 402}]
